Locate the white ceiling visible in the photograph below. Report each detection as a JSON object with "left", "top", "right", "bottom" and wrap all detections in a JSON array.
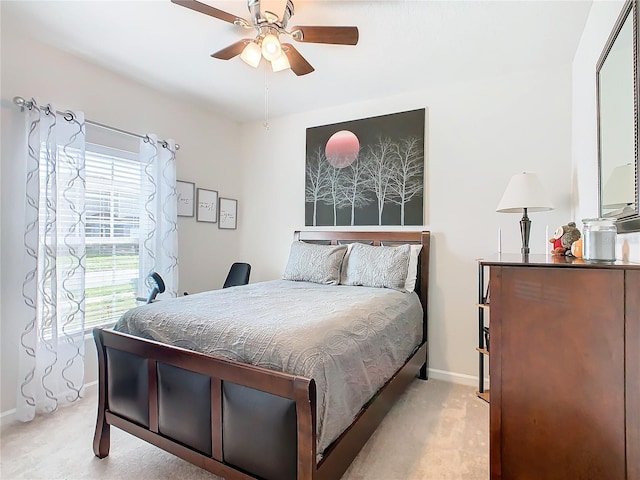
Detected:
[{"left": 2, "top": 0, "right": 593, "bottom": 123}]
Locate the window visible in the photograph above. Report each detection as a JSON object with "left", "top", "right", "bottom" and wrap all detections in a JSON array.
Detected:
[
  {"left": 39, "top": 141, "right": 147, "bottom": 333},
  {"left": 84, "top": 143, "right": 145, "bottom": 330}
]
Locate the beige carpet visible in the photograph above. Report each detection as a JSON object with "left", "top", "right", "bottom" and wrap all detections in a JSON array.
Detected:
[{"left": 0, "top": 379, "right": 488, "bottom": 480}]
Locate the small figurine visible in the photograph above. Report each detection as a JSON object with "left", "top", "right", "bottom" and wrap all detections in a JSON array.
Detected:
[{"left": 549, "top": 222, "right": 582, "bottom": 256}]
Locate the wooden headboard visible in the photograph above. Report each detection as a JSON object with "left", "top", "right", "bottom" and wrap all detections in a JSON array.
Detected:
[{"left": 293, "top": 230, "right": 431, "bottom": 346}]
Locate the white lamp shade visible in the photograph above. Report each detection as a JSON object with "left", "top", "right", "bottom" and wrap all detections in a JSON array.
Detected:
[
  {"left": 240, "top": 41, "right": 262, "bottom": 68},
  {"left": 261, "top": 34, "right": 282, "bottom": 61},
  {"left": 271, "top": 53, "right": 290, "bottom": 72},
  {"left": 603, "top": 163, "right": 635, "bottom": 208},
  {"left": 496, "top": 172, "right": 554, "bottom": 213}
]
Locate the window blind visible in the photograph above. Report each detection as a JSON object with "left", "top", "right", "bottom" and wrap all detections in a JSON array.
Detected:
[{"left": 84, "top": 143, "right": 149, "bottom": 330}]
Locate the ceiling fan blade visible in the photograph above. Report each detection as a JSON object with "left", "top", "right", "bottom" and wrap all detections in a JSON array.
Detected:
[
  {"left": 291, "top": 26, "right": 359, "bottom": 45},
  {"left": 171, "top": 0, "right": 241, "bottom": 25},
  {"left": 282, "top": 43, "right": 314, "bottom": 76},
  {"left": 211, "top": 40, "right": 251, "bottom": 60}
]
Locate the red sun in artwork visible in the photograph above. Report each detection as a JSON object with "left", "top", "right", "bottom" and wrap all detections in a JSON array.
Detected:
[{"left": 325, "top": 130, "right": 360, "bottom": 168}]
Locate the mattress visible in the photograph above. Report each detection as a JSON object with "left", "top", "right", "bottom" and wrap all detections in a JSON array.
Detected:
[{"left": 114, "top": 279, "right": 423, "bottom": 455}]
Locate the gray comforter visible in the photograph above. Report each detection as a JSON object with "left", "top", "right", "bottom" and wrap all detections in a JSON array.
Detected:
[{"left": 114, "top": 279, "right": 423, "bottom": 455}]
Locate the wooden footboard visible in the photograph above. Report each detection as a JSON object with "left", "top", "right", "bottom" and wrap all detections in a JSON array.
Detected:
[
  {"left": 93, "top": 327, "right": 426, "bottom": 480},
  {"left": 94, "top": 327, "right": 317, "bottom": 480}
]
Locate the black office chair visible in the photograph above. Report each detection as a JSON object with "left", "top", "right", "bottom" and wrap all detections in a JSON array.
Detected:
[
  {"left": 136, "top": 272, "right": 165, "bottom": 304},
  {"left": 223, "top": 262, "right": 251, "bottom": 288}
]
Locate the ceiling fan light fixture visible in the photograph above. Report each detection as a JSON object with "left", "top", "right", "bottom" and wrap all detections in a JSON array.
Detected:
[
  {"left": 271, "top": 53, "right": 290, "bottom": 72},
  {"left": 261, "top": 33, "right": 282, "bottom": 61},
  {"left": 240, "top": 41, "right": 262, "bottom": 68},
  {"left": 171, "top": 0, "right": 359, "bottom": 77}
]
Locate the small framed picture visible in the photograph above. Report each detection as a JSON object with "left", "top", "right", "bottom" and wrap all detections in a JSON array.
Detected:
[
  {"left": 176, "top": 180, "right": 195, "bottom": 217},
  {"left": 196, "top": 188, "right": 218, "bottom": 223},
  {"left": 219, "top": 198, "right": 238, "bottom": 230}
]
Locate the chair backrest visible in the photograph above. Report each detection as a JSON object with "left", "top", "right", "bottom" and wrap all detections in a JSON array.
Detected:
[
  {"left": 223, "top": 262, "right": 251, "bottom": 288},
  {"left": 146, "top": 272, "right": 166, "bottom": 303}
]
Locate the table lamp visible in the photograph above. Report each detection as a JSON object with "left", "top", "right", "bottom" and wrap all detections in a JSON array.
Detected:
[{"left": 496, "top": 172, "right": 554, "bottom": 254}]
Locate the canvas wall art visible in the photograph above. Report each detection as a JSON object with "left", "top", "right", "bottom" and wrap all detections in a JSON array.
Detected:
[
  {"left": 305, "top": 108, "right": 426, "bottom": 226},
  {"left": 196, "top": 188, "right": 218, "bottom": 223},
  {"left": 176, "top": 180, "right": 195, "bottom": 217},
  {"left": 219, "top": 198, "right": 237, "bottom": 230}
]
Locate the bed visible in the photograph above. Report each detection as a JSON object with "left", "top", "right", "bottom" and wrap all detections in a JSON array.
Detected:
[{"left": 93, "top": 230, "right": 431, "bottom": 480}]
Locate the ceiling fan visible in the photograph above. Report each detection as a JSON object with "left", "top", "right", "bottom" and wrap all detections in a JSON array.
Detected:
[{"left": 171, "top": 0, "right": 359, "bottom": 76}]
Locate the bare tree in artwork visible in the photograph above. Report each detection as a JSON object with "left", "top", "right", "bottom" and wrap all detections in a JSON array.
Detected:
[
  {"left": 340, "top": 150, "right": 373, "bottom": 226},
  {"left": 363, "top": 136, "right": 399, "bottom": 225},
  {"left": 388, "top": 136, "right": 424, "bottom": 225},
  {"left": 305, "top": 146, "right": 330, "bottom": 226},
  {"left": 321, "top": 164, "right": 347, "bottom": 226}
]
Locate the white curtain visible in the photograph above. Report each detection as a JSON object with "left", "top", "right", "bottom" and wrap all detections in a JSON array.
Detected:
[
  {"left": 18, "top": 102, "right": 86, "bottom": 421},
  {"left": 138, "top": 134, "right": 179, "bottom": 299}
]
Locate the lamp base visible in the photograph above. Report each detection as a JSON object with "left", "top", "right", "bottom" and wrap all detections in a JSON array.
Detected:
[{"left": 520, "top": 208, "right": 531, "bottom": 255}]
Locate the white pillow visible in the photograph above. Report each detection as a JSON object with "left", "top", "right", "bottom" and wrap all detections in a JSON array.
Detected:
[
  {"left": 339, "top": 242, "right": 355, "bottom": 285},
  {"left": 404, "top": 244, "right": 423, "bottom": 293}
]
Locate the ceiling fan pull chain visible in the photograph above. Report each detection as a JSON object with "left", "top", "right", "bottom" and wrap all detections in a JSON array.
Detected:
[{"left": 263, "top": 64, "right": 269, "bottom": 130}]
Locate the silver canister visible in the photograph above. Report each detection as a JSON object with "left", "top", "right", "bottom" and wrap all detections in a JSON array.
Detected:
[{"left": 582, "top": 218, "right": 617, "bottom": 261}]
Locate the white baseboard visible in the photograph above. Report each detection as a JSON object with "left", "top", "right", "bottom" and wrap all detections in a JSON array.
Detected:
[
  {"left": 428, "top": 368, "right": 490, "bottom": 388},
  {"left": 0, "top": 382, "right": 98, "bottom": 426},
  {"left": 0, "top": 407, "right": 17, "bottom": 423}
]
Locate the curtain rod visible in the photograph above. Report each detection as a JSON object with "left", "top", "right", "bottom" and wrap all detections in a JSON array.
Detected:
[{"left": 12, "top": 96, "right": 180, "bottom": 150}]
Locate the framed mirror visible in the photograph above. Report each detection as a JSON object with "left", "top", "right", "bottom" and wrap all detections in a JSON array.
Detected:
[{"left": 597, "top": 0, "right": 640, "bottom": 232}]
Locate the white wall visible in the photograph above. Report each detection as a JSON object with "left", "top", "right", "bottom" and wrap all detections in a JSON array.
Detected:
[
  {"left": 238, "top": 67, "right": 574, "bottom": 381},
  {"left": 0, "top": 25, "right": 243, "bottom": 413},
  {"left": 572, "top": 0, "right": 640, "bottom": 262}
]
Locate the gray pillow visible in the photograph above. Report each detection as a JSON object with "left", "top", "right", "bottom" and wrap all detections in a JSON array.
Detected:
[
  {"left": 282, "top": 241, "right": 348, "bottom": 285},
  {"left": 342, "top": 243, "right": 411, "bottom": 291}
]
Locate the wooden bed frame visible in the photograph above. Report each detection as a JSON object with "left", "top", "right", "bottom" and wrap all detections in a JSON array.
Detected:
[{"left": 93, "top": 230, "right": 431, "bottom": 480}]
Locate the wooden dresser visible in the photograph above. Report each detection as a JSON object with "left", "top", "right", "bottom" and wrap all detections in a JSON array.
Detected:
[{"left": 481, "top": 254, "right": 640, "bottom": 480}]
